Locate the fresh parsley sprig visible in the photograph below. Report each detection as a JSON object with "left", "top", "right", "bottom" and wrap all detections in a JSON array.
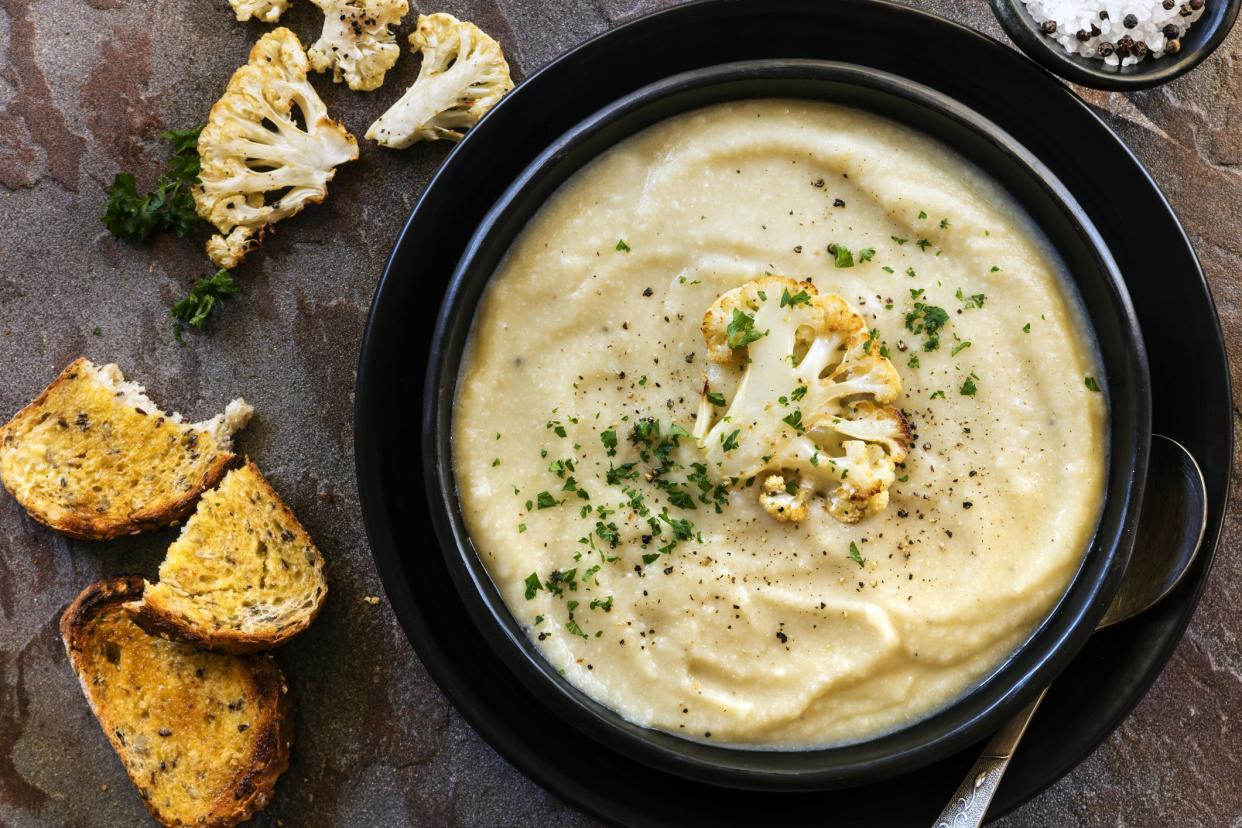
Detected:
[
  {"left": 103, "top": 126, "right": 203, "bottom": 241},
  {"left": 171, "top": 268, "right": 239, "bottom": 340}
]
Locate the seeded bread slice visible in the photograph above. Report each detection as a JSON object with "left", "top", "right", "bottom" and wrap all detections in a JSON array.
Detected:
[
  {"left": 60, "top": 577, "right": 293, "bottom": 828},
  {"left": 128, "top": 461, "right": 328, "bottom": 654},
  {"left": 0, "top": 358, "right": 252, "bottom": 540}
]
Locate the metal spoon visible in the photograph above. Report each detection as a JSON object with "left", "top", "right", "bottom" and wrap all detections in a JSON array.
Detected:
[{"left": 934, "top": 434, "right": 1208, "bottom": 828}]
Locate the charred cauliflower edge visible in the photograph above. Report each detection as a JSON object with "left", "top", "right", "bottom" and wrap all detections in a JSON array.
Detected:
[{"left": 692, "top": 276, "right": 912, "bottom": 524}]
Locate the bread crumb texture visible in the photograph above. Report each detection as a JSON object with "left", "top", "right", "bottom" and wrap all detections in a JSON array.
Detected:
[
  {"left": 0, "top": 358, "right": 251, "bottom": 539},
  {"left": 62, "top": 578, "right": 291, "bottom": 828},
  {"left": 141, "top": 461, "right": 327, "bottom": 651}
]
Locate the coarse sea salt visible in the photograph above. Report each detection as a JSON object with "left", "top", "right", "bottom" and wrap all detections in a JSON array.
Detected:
[{"left": 1023, "top": 0, "right": 1206, "bottom": 66}]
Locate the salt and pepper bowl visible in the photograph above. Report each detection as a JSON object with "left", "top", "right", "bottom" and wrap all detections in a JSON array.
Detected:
[{"left": 989, "top": 0, "right": 1241, "bottom": 89}]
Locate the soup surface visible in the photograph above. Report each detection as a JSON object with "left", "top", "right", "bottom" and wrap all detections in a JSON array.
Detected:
[{"left": 453, "top": 99, "right": 1107, "bottom": 748}]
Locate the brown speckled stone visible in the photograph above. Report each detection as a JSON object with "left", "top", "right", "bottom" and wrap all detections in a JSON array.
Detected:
[{"left": 0, "top": 1, "right": 1236, "bottom": 826}]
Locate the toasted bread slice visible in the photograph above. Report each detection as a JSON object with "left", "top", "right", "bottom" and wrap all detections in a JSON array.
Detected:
[
  {"left": 0, "top": 358, "right": 252, "bottom": 540},
  {"left": 61, "top": 577, "right": 293, "bottom": 828},
  {"left": 129, "top": 461, "right": 327, "bottom": 654}
]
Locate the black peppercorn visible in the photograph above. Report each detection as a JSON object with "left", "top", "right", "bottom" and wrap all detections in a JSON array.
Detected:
[
  {"left": 1076, "top": 28, "right": 1091, "bottom": 41},
  {"left": 1099, "top": 9, "right": 1109, "bottom": 18},
  {"left": 1123, "top": 13, "right": 1139, "bottom": 28},
  {"left": 1098, "top": 41, "right": 1116, "bottom": 56},
  {"left": 1133, "top": 39, "right": 1149, "bottom": 57},
  {"left": 1091, "top": 24, "right": 1101, "bottom": 36},
  {"left": 1163, "top": 23, "right": 1180, "bottom": 38},
  {"left": 1042, "top": 19, "right": 1057, "bottom": 34},
  {"left": 1180, "top": 3, "right": 1194, "bottom": 16},
  {"left": 1162, "top": 0, "right": 1175, "bottom": 8},
  {"left": 1117, "top": 35, "right": 1135, "bottom": 56},
  {"left": 1166, "top": 37, "right": 1181, "bottom": 53},
  {"left": 1189, "top": 0, "right": 1204, "bottom": 9}
]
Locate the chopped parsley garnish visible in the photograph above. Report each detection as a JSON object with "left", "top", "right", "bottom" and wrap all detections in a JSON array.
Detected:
[
  {"left": 916, "top": 238, "right": 932, "bottom": 252},
  {"left": 955, "top": 288, "right": 986, "bottom": 309},
  {"left": 940, "top": 218, "right": 950, "bottom": 229},
  {"left": 930, "top": 389, "right": 946, "bottom": 399},
  {"left": 547, "top": 420, "right": 568, "bottom": 438},
  {"left": 832, "top": 245, "right": 855, "bottom": 268},
  {"left": 782, "top": 410, "right": 804, "bottom": 433},
  {"left": 1084, "top": 376, "right": 1102, "bottom": 393},
  {"left": 1023, "top": 322, "right": 1031, "bottom": 333},
  {"left": 706, "top": 391, "right": 727, "bottom": 407},
  {"left": 862, "top": 327, "right": 880, "bottom": 354},
  {"left": 721, "top": 429, "right": 741, "bottom": 452},
  {"left": 907, "top": 353, "right": 920, "bottom": 369},
  {"left": 790, "top": 385, "right": 808, "bottom": 402},
  {"left": 171, "top": 269, "right": 239, "bottom": 339},
  {"left": 601, "top": 429, "right": 618, "bottom": 455},
  {"left": 536, "top": 491, "right": 559, "bottom": 509},
  {"left": 590, "top": 596, "right": 614, "bottom": 612},
  {"left": 858, "top": 248, "right": 876, "bottom": 262},
  {"left": 726, "top": 308, "right": 767, "bottom": 349},
  {"left": 492, "top": 458, "right": 501, "bottom": 467},
  {"left": 882, "top": 266, "right": 895, "bottom": 274},
  {"left": 566, "top": 619, "right": 589, "bottom": 638},
  {"left": 524, "top": 573, "right": 542, "bottom": 599},
  {"left": 918, "top": 210, "right": 928, "bottom": 220},
  {"left": 991, "top": 265, "right": 1001, "bottom": 272},
  {"left": 518, "top": 523, "right": 527, "bottom": 533},
  {"left": 909, "top": 288, "right": 924, "bottom": 299},
  {"left": 606, "top": 461, "right": 639, "bottom": 484},
  {"left": 950, "top": 340, "right": 972, "bottom": 356},
  {"left": 780, "top": 287, "right": 812, "bottom": 307},
  {"left": 905, "top": 302, "right": 949, "bottom": 351},
  {"left": 104, "top": 126, "right": 203, "bottom": 242},
  {"left": 891, "top": 235, "right": 908, "bottom": 245},
  {"left": 960, "top": 375, "right": 978, "bottom": 396},
  {"left": 848, "top": 541, "right": 866, "bottom": 567},
  {"left": 615, "top": 239, "right": 631, "bottom": 252}
]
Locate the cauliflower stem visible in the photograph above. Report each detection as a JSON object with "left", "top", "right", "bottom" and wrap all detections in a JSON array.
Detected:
[
  {"left": 194, "top": 28, "right": 359, "bottom": 269},
  {"left": 366, "top": 13, "right": 514, "bottom": 148},
  {"left": 694, "top": 277, "right": 911, "bottom": 524},
  {"left": 308, "top": 0, "right": 408, "bottom": 92}
]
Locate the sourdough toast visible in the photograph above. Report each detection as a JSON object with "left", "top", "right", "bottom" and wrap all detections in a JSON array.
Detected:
[
  {"left": 60, "top": 577, "right": 293, "bottom": 827},
  {"left": 0, "top": 358, "right": 252, "bottom": 539},
  {"left": 130, "top": 461, "right": 327, "bottom": 654}
]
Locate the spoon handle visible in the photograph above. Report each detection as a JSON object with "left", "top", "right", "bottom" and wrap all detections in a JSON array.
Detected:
[{"left": 932, "top": 688, "right": 1047, "bottom": 827}]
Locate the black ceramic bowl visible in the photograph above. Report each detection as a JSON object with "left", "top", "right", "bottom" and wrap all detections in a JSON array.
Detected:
[
  {"left": 990, "top": 0, "right": 1241, "bottom": 90},
  {"left": 423, "top": 60, "right": 1151, "bottom": 790}
]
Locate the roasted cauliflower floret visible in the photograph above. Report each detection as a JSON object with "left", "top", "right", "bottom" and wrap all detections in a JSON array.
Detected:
[
  {"left": 760, "top": 474, "right": 810, "bottom": 522},
  {"left": 693, "top": 276, "right": 911, "bottom": 524},
  {"left": 229, "top": 0, "right": 290, "bottom": 22},
  {"left": 365, "top": 13, "right": 514, "bottom": 147},
  {"left": 308, "top": 0, "right": 408, "bottom": 92},
  {"left": 194, "top": 28, "right": 359, "bottom": 269}
]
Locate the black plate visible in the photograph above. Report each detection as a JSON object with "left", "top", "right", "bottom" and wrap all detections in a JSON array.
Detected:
[
  {"left": 356, "top": 0, "right": 1232, "bottom": 823},
  {"left": 422, "top": 59, "right": 1149, "bottom": 791}
]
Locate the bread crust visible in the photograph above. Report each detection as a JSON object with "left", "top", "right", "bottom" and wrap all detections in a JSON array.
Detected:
[
  {"left": 0, "top": 358, "right": 242, "bottom": 540},
  {"left": 130, "top": 459, "right": 328, "bottom": 654},
  {"left": 60, "top": 578, "right": 294, "bottom": 828}
]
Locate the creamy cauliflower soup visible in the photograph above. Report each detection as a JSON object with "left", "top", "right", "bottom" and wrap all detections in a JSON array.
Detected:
[{"left": 452, "top": 99, "right": 1107, "bottom": 748}]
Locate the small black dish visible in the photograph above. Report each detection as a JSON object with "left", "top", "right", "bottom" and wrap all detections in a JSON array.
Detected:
[
  {"left": 422, "top": 59, "right": 1150, "bottom": 791},
  {"left": 990, "top": 0, "right": 1241, "bottom": 90}
]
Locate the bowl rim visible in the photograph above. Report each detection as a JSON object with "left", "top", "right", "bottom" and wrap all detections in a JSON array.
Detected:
[
  {"left": 422, "top": 58, "right": 1152, "bottom": 790},
  {"left": 988, "top": 0, "right": 1242, "bottom": 91}
]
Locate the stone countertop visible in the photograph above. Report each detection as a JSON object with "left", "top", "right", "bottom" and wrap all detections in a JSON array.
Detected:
[{"left": 0, "top": 0, "right": 1237, "bottom": 825}]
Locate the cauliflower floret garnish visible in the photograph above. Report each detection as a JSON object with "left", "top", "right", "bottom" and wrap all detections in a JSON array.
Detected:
[
  {"left": 194, "top": 28, "right": 359, "bottom": 269},
  {"left": 365, "top": 13, "right": 514, "bottom": 148},
  {"left": 692, "top": 276, "right": 912, "bottom": 525},
  {"left": 307, "top": 0, "right": 408, "bottom": 92},
  {"left": 229, "top": 0, "right": 290, "bottom": 22}
]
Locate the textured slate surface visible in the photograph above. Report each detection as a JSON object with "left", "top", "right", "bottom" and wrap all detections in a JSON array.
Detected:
[{"left": 0, "top": 0, "right": 1237, "bottom": 825}]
